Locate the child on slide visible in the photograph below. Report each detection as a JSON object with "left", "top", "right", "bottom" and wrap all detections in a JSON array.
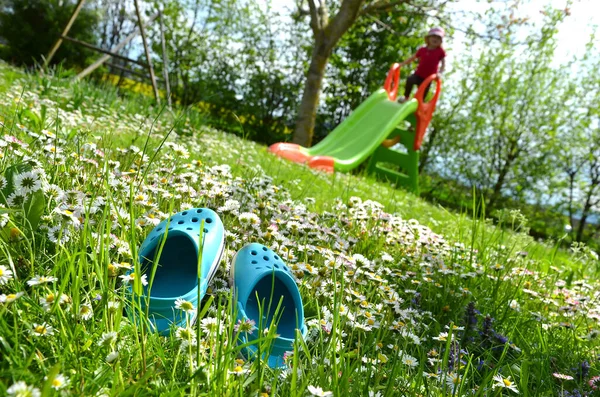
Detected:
[{"left": 398, "top": 27, "right": 446, "bottom": 103}]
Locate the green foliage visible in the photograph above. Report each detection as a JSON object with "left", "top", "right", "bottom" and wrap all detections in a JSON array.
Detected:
[
  {"left": 315, "top": 7, "right": 428, "bottom": 141},
  {"left": 420, "top": 4, "right": 600, "bottom": 246},
  {"left": 0, "top": 0, "right": 99, "bottom": 68},
  {"left": 147, "top": 0, "right": 304, "bottom": 143},
  {"left": 1, "top": 60, "right": 599, "bottom": 397},
  {"left": 1, "top": 163, "right": 45, "bottom": 231}
]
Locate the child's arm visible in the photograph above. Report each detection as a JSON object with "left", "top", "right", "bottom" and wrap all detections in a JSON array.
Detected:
[
  {"left": 399, "top": 53, "right": 418, "bottom": 67},
  {"left": 439, "top": 58, "right": 446, "bottom": 74}
]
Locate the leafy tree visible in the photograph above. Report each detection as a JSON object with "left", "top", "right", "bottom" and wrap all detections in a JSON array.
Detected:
[
  {"left": 551, "top": 45, "right": 600, "bottom": 243},
  {"left": 0, "top": 0, "right": 99, "bottom": 68},
  {"left": 291, "top": 0, "right": 443, "bottom": 147},
  {"left": 313, "top": 5, "right": 428, "bottom": 142},
  {"left": 424, "top": 5, "right": 570, "bottom": 212},
  {"left": 148, "top": 0, "right": 307, "bottom": 143}
]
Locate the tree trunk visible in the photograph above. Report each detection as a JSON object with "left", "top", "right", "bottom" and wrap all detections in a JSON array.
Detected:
[
  {"left": 576, "top": 187, "right": 597, "bottom": 242},
  {"left": 419, "top": 125, "right": 438, "bottom": 174},
  {"left": 293, "top": 41, "right": 330, "bottom": 146},
  {"left": 488, "top": 158, "right": 513, "bottom": 210}
]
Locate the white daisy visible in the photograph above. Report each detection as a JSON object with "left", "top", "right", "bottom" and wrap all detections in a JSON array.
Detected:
[
  {"left": 0, "top": 212, "right": 9, "bottom": 228},
  {"left": 13, "top": 170, "right": 42, "bottom": 194},
  {"left": 0, "top": 292, "right": 24, "bottom": 303},
  {"left": 106, "top": 351, "right": 119, "bottom": 363},
  {"left": 6, "top": 191, "right": 27, "bottom": 207},
  {"left": 492, "top": 374, "right": 519, "bottom": 393},
  {"left": 27, "top": 275, "right": 58, "bottom": 286},
  {"left": 174, "top": 298, "right": 196, "bottom": 314},
  {"left": 307, "top": 385, "right": 333, "bottom": 397},
  {"left": 78, "top": 302, "right": 93, "bottom": 320},
  {"left": 47, "top": 225, "right": 70, "bottom": 244},
  {"left": 46, "top": 373, "right": 69, "bottom": 390},
  {"left": 119, "top": 273, "right": 148, "bottom": 286},
  {"left": 98, "top": 331, "right": 118, "bottom": 347},
  {"left": 7, "top": 381, "right": 41, "bottom": 397},
  {"left": 228, "top": 366, "right": 250, "bottom": 376},
  {"left": 31, "top": 323, "right": 55, "bottom": 337},
  {"left": 0, "top": 265, "right": 14, "bottom": 284}
]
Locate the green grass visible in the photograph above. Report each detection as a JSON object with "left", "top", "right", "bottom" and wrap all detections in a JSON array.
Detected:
[{"left": 0, "top": 60, "right": 599, "bottom": 396}]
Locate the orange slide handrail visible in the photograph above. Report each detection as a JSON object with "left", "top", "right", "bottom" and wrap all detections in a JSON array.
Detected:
[
  {"left": 413, "top": 73, "right": 442, "bottom": 150},
  {"left": 383, "top": 63, "right": 401, "bottom": 101}
]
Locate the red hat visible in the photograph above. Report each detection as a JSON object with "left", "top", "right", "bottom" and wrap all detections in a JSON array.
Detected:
[{"left": 426, "top": 27, "right": 445, "bottom": 39}]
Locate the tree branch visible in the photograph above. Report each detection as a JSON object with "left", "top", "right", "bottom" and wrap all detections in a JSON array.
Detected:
[
  {"left": 361, "top": 0, "right": 412, "bottom": 15},
  {"left": 307, "top": 0, "right": 321, "bottom": 34},
  {"left": 324, "top": 0, "right": 363, "bottom": 49}
]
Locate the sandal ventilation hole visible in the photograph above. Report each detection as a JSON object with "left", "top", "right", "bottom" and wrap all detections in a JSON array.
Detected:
[
  {"left": 186, "top": 227, "right": 193, "bottom": 231},
  {"left": 178, "top": 220, "right": 184, "bottom": 225},
  {"left": 274, "top": 255, "right": 279, "bottom": 260},
  {"left": 262, "top": 246, "right": 268, "bottom": 251},
  {"left": 156, "top": 227, "right": 163, "bottom": 232},
  {"left": 251, "top": 260, "right": 258, "bottom": 264},
  {"left": 196, "top": 209, "right": 203, "bottom": 213},
  {"left": 251, "top": 251, "right": 257, "bottom": 256},
  {"left": 191, "top": 217, "right": 199, "bottom": 222},
  {"left": 182, "top": 211, "right": 188, "bottom": 216},
  {"left": 274, "top": 264, "right": 279, "bottom": 269},
  {"left": 203, "top": 228, "right": 208, "bottom": 233},
  {"left": 168, "top": 227, "right": 173, "bottom": 231},
  {"left": 263, "top": 256, "right": 269, "bottom": 261},
  {"left": 206, "top": 218, "right": 213, "bottom": 223}
]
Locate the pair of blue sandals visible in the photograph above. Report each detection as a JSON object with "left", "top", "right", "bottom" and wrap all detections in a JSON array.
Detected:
[{"left": 131, "top": 208, "right": 306, "bottom": 369}]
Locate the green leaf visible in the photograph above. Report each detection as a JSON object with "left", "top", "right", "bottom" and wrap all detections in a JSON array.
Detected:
[
  {"left": 1, "top": 163, "right": 45, "bottom": 230},
  {"left": 24, "top": 189, "right": 45, "bottom": 230}
]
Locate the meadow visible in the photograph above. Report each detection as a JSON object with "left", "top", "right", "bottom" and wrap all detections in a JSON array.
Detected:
[{"left": 0, "top": 61, "right": 599, "bottom": 396}]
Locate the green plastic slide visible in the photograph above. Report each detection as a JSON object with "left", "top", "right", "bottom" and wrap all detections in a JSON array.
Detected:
[
  {"left": 270, "top": 88, "right": 418, "bottom": 173},
  {"left": 305, "top": 88, "right": 417, "bottom": 171}
]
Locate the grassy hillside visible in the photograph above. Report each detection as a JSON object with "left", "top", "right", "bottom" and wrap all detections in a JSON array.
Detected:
[{"left": 0, "top": 62, "right": 599, "bottom": 396}]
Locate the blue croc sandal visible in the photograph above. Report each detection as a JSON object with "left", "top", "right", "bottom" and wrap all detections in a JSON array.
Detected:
[
  {"left": 231, "top": 243, "right": 307, "bottom": 368},
  {"left": 131, "top": 208, "right": 225, "bottom": 334}
]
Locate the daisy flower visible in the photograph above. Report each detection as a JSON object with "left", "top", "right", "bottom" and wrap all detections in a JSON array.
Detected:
[
  {"left": 106, "top": 351, "right": 119, "bottom": 363},
  {"left": 47, "top": 225, "right": 71, "bottom": 244},
  {"left": 445, "top": 372, "right": 462, "bottom": 391},
  {"left": 119, "top": 273, "right": 148, "bottom": 286},
  {"left": 0, "top": 212, "right": 8, "bottom": 228},
  {"left": 27, "top": 275, "right": 58, "bottom": 286},
  {"left": 31, "top": 323, "right": 55, "bottom": 337},
  {"left": 46, "top": 373, "right": 69, "bottom": 390},
  {"left": 492, "top": 374, "right": 519, "bottom": 393},
  {"left": 6, "top": 191, "right": 27, "bottom": 207},
  {"left": 228, "top": 365, "right": 250, "bottom": 376},
  {"left": 552, "top": 373, "right": 573, "bottom": 381},
  {"left": 174, "top": 298, "right": 196, "bottom": 314},
  {"left": 98, "top": 331, "right": 118, "bottom": 347},
  {"left": 307, "top": 385, "right": 333, "bottom": 397},
  {"left": 0, "top": 264, "right": 14, "bottom": 284},
  {"left": 589, "top": 375, "right": 600, "bottom": 390},
  {"left": 234, "top": 318, "right": 256, "bottom": 334},
  {"left": 7, "top": 381, "right": 41, "bottom": 397},
  {"left": 175, "top": 326, "right": 196, "bottom": 342},
  {"left": 401, "top": 354, "right": 419, "bottom": 368},
  {"left": 0, "top": 292, "right": 24, "bottom": 304},
  {"left": 432, "top": 332, "right": 451, "bottom": 342},
  {"left": 13, "top": 170, "right": 42, "bottom": 194},
  {"left": 78, "top": 302, "right": 93, "bottom": 320}
]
